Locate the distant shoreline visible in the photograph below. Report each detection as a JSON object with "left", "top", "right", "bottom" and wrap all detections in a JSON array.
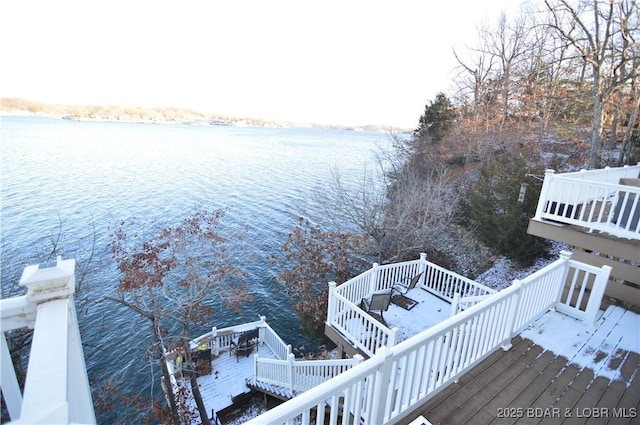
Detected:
[{"left": 1, "top": 98, "right": 410, "bottom": 133}]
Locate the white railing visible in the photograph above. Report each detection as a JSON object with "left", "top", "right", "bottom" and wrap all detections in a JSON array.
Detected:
[
  {"left": 421, "top": 260, "right": 496, "bottom": 303},
  {"left": 327, "top": 254, "right": 495, "bottom": 357},
  {"left": 534, "top": 164, "right": 640, "bottom": 239},
  {"left": 188, "top": 316, "right": 290, "bottom": 358},
  {"left": 259, "top": 321, "right": 292, "bottom": 361},
  {"left": 1, "top": 258, "right": 96, "bottom": 425},
  {"left": 246, "top": 253, "right": 611, "bottom": 425},
  {"left": 555, "top": 256, "right": 611, "bottom": 325},
  {"left": 254, "top": 353, "right": 363, "bottom": 392},
  {"left": 326, "top": 284, "right": 399, "bottom": 357},
  {"left": 450, "top": 293, "right": 493, "bottom": 316}
]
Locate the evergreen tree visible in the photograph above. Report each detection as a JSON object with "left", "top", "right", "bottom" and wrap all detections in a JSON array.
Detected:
[
  {"left": 416, "top": 93, "right": 456, "bottom": 143},
  {"left": 458, "top": 156, "right": 549, "bottom": 266}
]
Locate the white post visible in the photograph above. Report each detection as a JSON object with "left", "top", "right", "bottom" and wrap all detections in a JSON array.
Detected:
[
  {"left": 288, "top": 353, "right": 296, "bottom": 392},
  {"left": 554, "top": 251, "right": 573, "bottom": 310},
  {"left": 259, "top": 315, "right": 266, "bottom": 345},
  {"left": 211, "top": 327, "right": 219, "bottom": 356},
  {"left": 501, "top": 279, "right": 522, "bottom": 351},
  {"left": 18, "top": 258, "right": 96, "bottom": 424},
  {"left": 584, "top": 265, "right": 612, "bottom": 325},
  {"left": 450, "top": 292, "right": 461, "bottom": 317},
  {"left": 369, "top": 346, "right": 394, "bottom": 424},
  {"left": 534, "top": 169, "right": 555, "bottom": 220},
  {"left": 327, "top": 281, "right": 337, "bottom": 324},
  {"left": 388, "top": 327, "right": 399, "bottom": 347},
  {"left": 419, "top": 253, "right": 428, "bottom": 286},
  {"left": 254, "top": 354, "right": 259, "bottom": 382},
  {"left": 370, "top": 262, "right": 379, "bottom": 294}
]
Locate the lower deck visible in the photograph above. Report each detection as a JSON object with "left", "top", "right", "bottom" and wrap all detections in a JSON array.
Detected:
[
  {"left": 195, "top": 343, "right": 279, "bottom": 415},
  {"left": 326, "top": 286, "right": 452, "bottom": 358}
]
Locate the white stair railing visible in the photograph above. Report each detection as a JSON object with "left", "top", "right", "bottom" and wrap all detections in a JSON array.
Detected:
[{"left": 254, "top": 353, "right": 363, "bottom": 392}]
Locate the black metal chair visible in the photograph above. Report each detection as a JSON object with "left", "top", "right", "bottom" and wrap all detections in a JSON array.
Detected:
[
  {"left": 392, "top": 272, "right": 423, "bottom": 296},
  {"left": 361, "top": 291, "right": 392, "bottom": 324},
  {"left": 230, "top": 328, "right": 260, "bottom": 362}
]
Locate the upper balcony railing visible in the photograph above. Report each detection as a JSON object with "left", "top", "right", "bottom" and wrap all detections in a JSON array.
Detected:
[
  {"left": 533, "top": 163, "right": 640, "bottom": 240},
  {"left": 326, "top": 254, "right": 496, "bottom": 357},
  {"left": 247, "top": 252, "right": 611, "bottom": 425},
  {"left": 1, "top": 258, "right": 96, "bottom": 425}
]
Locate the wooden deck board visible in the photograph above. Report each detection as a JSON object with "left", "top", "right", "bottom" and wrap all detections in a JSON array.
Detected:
[
  {"left": 417, "top": 339, "right": 534, "bottom": 424},
  {"left": 416, "top": 339, "right": 530, "bottom": 423},
  {"left": 537, "top": 368, "right": 595, "bottom": 425},
  {"left": 397, "top": 339, "right": 639, "bottom": 425},
  {"left": 584, "top": 380, "right": 625, "bottom": 425},
  {"left": 498, "top": 352, "right": 566, "bottom": 425}
]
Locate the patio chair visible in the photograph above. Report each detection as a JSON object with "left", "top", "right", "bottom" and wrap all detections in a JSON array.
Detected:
[
  {"left": 392, "top": 272, "right": 423, "bottom": 296},
  {"left": 360, "top": 290, "right": 392, "bottom": 323},
  {"left": 230, "top": 328, "right": 260, "bottom": 362}
]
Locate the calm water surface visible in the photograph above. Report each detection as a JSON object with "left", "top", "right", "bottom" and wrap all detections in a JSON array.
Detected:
[{"left": 0, "top": 116, "right": 389, "bottom": 420}]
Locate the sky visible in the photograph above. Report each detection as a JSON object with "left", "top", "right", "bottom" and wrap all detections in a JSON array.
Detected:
[{"left": 0, "top": 1, "right": 521, "bottom": 129}]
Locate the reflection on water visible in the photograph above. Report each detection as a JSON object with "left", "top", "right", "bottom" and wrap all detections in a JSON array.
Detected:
[{"left": 0, "top": 116, "right": 391, "bottom": 421}]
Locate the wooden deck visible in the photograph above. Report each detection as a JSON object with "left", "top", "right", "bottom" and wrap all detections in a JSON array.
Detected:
[
  {"left": 195, "top": 343, "right": 279, "bottom": 415},
  {"left": 397, "top": 336, "right": 639, "bottom": 425}
]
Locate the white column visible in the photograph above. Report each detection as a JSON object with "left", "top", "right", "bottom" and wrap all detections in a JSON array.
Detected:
[{"left": 17, "top": 258, "right": 96, "bottom": 424}]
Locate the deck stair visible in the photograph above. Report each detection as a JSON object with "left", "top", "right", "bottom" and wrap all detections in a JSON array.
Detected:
[{"left": 246, "top": 377, "right": 296, "bottom": 401}]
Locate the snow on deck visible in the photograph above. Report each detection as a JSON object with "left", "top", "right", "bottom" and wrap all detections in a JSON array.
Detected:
[
  {"left": 196, "top": 343, "right": 279, "bottom": 415},
  {"left": 384, "top": 287, "right": 452, "bottom": 343},
  {"left": 520, "top": 304, "right": 640, "bottom": 384}
]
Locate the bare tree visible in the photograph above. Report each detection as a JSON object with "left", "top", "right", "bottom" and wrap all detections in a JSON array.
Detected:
[
  {"left": 453, "top": 45, "right": 496, "bottom": 130},
  {"left": 275, "top": 218, "right": 368, "bottom": 335},
  {"left": 544, "top": 0, "right": 640, "bottom": 168},
  {"left": 483, "top": 12, "right": 531, "bottom": 136},
  {"left": 106, "top": 210, "right": 249, "bottom": 425}
]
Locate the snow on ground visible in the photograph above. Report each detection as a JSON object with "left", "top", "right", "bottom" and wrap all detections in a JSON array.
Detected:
[
  {"left": 520, "top": 306, "right": 640, "bottom": 384},
  {"left": 475, "top": 241, "right": 639, "bottom": 384},
  {"left": 385, "top": 290, "right": 451, "bottom": 342},
  {"left": 475, "top": 241, "right": 570, "bottom": 290}
]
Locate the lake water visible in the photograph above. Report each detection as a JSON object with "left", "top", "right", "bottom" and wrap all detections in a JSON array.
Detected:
[{"left": 0, "top": 115, "right": 390, "bottom": 421}]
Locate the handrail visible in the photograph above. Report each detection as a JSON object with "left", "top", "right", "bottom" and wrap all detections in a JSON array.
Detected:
[
  {"left": 327, "top": 286, "right": 398, "bottom": 357},
  {"left": 260, "top": 321, "right": 291, "bottom": 360},
  {"left": 421, "top": 261, "right": 495, "bottom": 303},
  {"left": 2, "top": 258, "right": 96, "bottom": 424},
  {"left": 189, "top": 317, "right": 268, "bottom": 355},
  {"left": 450, "top": 293, "right": 493, "bottom": 316},
  {"left": 555, "top": 163, "right": 640, "bottom": 182},
  {"left": 254, "top": 353, "right": 363, "bottom": 392},
  {"left": 327, "top": 254, "right": 495, "bottom": 356},
  {"left": 534, "top": 165, "right": 640, "bottom": 239},
  {"left": 246, "top": 253, "right": 611, "bottom": 425}
]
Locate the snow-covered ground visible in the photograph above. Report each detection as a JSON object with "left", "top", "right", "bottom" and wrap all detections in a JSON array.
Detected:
[{"left": 475, "top": 241, "right": 570, "bottom": 291}]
